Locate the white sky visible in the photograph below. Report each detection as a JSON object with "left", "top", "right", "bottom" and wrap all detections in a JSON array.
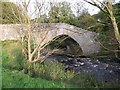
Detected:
[{"left": 10, "top": 0, "right": 120, "bottom": 19}]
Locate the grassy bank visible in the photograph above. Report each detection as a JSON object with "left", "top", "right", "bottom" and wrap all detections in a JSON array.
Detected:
[
  {"left": 1, "top": 40, "right": 120, "bottom": 88},
  {"left": 1, "top": 40, "right": 77, "bottom": 88},
  {"left": 2, "top": 68, "right": 77, "bottom": 88}
]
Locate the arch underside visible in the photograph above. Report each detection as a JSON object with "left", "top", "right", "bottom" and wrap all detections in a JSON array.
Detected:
[{"left": 43, "top": 34, "right": 83, "bottom": 56}]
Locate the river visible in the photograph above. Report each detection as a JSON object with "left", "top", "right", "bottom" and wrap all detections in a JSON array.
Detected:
[{"left": 46, "top": 54, "right": 120, "bottom": 83}]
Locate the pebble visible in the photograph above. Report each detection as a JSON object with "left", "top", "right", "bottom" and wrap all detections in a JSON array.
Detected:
[
  {"left": 68, "top": 58, "right": 73, "bottom": 61},
  {"left": 96, "top": 59, "right": 100, "bottom": 63},
  {"left": 64, "top": 59, "right": 68, "bottom": 62},
  {"left": 106, "top": 64, "right": 109, "bottom": 67},
  {"left": 74, "top": 64, "right": 80, "bottom": 67},
  {"left": 80, "top": 62, "right": 85, "bottom": 66},
  {"left": 93, "top": 65, "right": 98, "bottom": 67},
  {"left": 60, "top": 59, "right": 64, "bottom": 62},
  {"left": 89, "top": 60, "right": 91, "bottom": 62},
  {"left": 109, "top": 70, "right": 113, "bottom": 73}
]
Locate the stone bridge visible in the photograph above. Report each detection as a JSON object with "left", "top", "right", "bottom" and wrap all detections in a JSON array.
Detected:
[{"left": 0, "top": 23, "right": 100, "bottom": 56}]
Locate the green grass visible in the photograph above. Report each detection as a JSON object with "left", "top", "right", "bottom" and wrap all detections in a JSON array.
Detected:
[
  {"left": 2, "top": 41, "right": 24, "bottom": 70},
  {"left": 1, "top": 40, "right": 120, "bottom": 89},
  {"left": 1, "top": 40, "right": 78, "bottom": 88},
  {"left": 2, "top": 68, "right": 78, "bottom": 88}
]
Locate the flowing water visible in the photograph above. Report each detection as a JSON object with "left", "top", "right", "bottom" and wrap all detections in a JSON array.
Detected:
[{"left": 46, "top": 54, "right": 120, "bottom": 83}]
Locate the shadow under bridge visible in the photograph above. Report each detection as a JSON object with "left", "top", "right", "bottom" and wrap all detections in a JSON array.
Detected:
[{"left": 42, "top": 34, "right": 83, "bottom": 56}]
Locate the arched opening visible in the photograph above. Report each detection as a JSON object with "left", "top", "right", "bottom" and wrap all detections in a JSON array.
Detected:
[{"left": 44, "top": 34, "right": 83, "bottom": 56}]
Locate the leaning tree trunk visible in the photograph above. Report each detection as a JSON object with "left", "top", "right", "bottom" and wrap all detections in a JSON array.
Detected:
[
  {"left": 109, "top": 10, "right": 120, "bottom": 58},
  {"left": 106, "top": 1, "right": 120, "bottom": 47},
  {"left": 110, "top": 14, "right": 120, "bottom": 47}
]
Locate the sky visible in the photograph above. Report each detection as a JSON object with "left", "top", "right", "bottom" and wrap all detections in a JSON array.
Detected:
[{"left": 10, "top": 0, "right": 120, "bottom": 19}]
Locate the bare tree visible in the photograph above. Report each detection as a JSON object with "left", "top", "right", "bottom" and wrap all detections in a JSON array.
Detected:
[
  {"left": 73, "top": 1, "right": 87, "bottom": 17},
  {"left": 83, "top": 0, "right": 120, "bottom": 47},
  {"left": 11, "top": 0, "right": 58, "bottom": 63}
]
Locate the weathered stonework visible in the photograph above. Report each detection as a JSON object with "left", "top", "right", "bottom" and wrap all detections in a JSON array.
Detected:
[{"left": 0, "top": 23, "right": 101, "bottom": 56}]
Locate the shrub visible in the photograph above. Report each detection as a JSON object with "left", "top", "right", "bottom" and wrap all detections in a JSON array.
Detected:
[
  {"left": 12, "top": 48, "right": 25, "bottom": 70},
  {"left": 22, "top": 60, "right": 75, "bottom": 81},
  {"left": 43, "top": 61, "right": 74, "bottom": 80},
  {"left": 2, "top": 67, "right": 77, "bottom": 88},
  {"left": 70, "top": 72, "right": 101, "bottom": 88},
  {"left": 1, "top": 40, "right": 75, "bottom": 81}
]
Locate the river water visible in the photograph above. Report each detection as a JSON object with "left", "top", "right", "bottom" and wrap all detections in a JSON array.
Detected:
[{"left": 46, "top": 54, "right": 120, "bottom": 83}]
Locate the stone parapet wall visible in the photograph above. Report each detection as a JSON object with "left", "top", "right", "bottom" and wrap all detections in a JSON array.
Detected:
[{"left": 0, "top": 24, "right": 25, "bottom": 40}]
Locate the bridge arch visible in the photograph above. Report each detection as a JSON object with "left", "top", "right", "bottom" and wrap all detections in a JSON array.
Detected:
[
  {"left": 33, "top": 23, "right": 100, "bottom": 56},
  {"left": 45, "top": 34, "right": 83, "bottom": 56}
]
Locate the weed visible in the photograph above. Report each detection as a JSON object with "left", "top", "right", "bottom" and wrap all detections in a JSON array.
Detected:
[
  {"left": 22, "top": 60, "right": 75, "bottom": 81},
  {"left": 2, "top": 68, "right": 78, "bottom": 88},
  {"left": 70, "top": 73, "right": 101, "bottom": 88},
  {"left": 2, "top": 40, "right": 25, "bottom": 70}
]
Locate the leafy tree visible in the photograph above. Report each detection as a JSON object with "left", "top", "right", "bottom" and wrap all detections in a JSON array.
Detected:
[
  {"left": 49, "top": 6, "right": 60, "bottom": 23},
  {"left": 67, "top": 10, "right": 98, "bottom": 31},
  {"left": 93, "top": 2, "right": 120, "bottom": 32},
  {"left": 48, "top": 1, "right": 97, "bottom": 31},
  {"left": 93, "top": 11, "right": 112, "bottom": 33},
  {"left": 83, "top": 0, "right": 120, "bottom": 46},
  {"left": 48, "top": 2, "right": 75, "bottom": 23},
  {"left": 32, "top": 14, "right": 49, "bottom": 23},
  {"left": 77, "top": 12, "right": 97, "bottom": 29},
  {"left": 1, "top": 1, "right": 25, "bottom": 24}
]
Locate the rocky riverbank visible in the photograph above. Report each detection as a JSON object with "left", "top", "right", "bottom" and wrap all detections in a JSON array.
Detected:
[{"left": 46, "top": 54, "right": 120, "bottom": 83}]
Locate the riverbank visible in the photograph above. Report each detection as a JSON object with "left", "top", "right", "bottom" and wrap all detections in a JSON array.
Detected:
[{"left": 47, "top": 54, "right": 120, "bottom": 83}]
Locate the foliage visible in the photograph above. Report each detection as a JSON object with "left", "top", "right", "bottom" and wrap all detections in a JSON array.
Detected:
[
  {"left": 2, "top": 40, "right": 75, "bottom": 81},
  {"left": 77, "top": 12, "right": 97, "bottom": 29},
  {"left": 93, "top": 11, "right": 111, "bottom": 33},
  {"left": 92, "top": 2, "right": 120, "bottom": 32},
  {"left": 22, "top": 60, "right": 75, "bottom": 81},
  {"left": 1, "top": 1, "right": 25, "bottom": 24},
  {"left": 31, "top": 14, "right": 49, "bottom": 23},
  {"left": 44, "top": 61, "right": 75, "bottom": 81},
  {"left": 22, "top": 37, "right": 36, "bottom": 59},
  {"left": 2, "top": 68, "right": 77, "bottom": 88},
  {"left": 84, "top": 0, "right": 120, "bottom": 46},
  {"left": 113, "top": 2, "right": 120, "bottom": 30},
  {"left": 2, "top": 40, "right": 25, "bottom": 70},
  {"left": 91, "top": 2, "right": 120, "bottom": 57},
  {"left": 70, "top": 73, "right": 101, "bottom": 88},
  {"left": 3, "top": 66, "right": 120, "bottom": 88},
  {"left": 93, "top": 2, "right": 120, "bottom": 32},
  {"left": 48, "top": 2, "right": 98, "bottom": 31},
  {"left": 48, "top": 2, "right": 75, "bottom": 23}
]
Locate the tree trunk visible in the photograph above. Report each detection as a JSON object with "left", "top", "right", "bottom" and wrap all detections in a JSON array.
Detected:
[
  {"left": 110, "top": 12, "right": 120, "bottom": 47},
  {"left": 28, "top": 27, "right": 32, "bottom": 62}
]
